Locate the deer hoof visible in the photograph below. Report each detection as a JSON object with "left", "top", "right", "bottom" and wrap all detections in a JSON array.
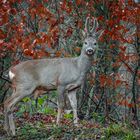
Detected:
[
  {"left": 74, "top": 123, "right": 79, "bottom": 127},
  {"left": 74, "top": 123, "right": 82, "bottom": 127},
  {"left": 11, "top": 130, "right": 16, "bottom": 136},
  {"left": 4, "top": 124, "right": 10, "bottom": 136}
]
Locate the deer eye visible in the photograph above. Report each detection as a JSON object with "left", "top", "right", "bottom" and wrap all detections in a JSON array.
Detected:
[
  {"left": 94, "top": 43, "right": 97, "bottom": 45},
  {"left": 84, "top": 42, "right": 87, "bottom": 45}
]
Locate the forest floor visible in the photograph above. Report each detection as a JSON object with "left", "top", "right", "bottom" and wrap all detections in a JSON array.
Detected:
[{"left": 0, "top": 108, "right": 140, "bottom": 140}]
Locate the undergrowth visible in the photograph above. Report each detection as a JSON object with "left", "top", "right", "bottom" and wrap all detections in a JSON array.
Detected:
[{"left": 0, "top": 114, "right": 140, "bottom": 140}]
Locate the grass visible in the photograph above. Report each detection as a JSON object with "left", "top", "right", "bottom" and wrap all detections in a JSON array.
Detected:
[
  {"left": 0, "top": 117, "right": 140, "bottom": 140},
  {"left": 102, "top": 123, "right": 138, "bottom": 140},
  {"left": 0, "top": 107, "right": 139, "bottom": 140}
]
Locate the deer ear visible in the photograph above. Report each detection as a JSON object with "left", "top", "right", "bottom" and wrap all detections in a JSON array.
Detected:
[
  {"left": 96, "top": 30, "right": 104, "bottom": 39},
  {"left": 82, "top": 30, "right": 87, "bottom": 39}
]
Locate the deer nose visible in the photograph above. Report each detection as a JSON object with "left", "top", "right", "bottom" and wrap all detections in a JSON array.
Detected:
[{"left": 86, "top": 48, "right": 95, "bottom": 55}]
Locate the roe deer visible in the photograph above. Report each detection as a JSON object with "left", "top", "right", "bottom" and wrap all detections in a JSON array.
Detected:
[{"left": 4, "top": 17, "right": 103, "bottom": 136}]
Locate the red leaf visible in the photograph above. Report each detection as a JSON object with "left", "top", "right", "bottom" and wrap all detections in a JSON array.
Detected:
[
  {"left": 99, "top": 75, "right": 106, "bottom": 87},
  {"left": 0, "top": 29, "right": 6, "bottom": 39},
  {"left": 48, "top": 18, "right": 58, "bottom": 27},
  {"left": 74, "top": 47, "right": 81, "bottom": 53},
  {"left": 76, "top": 0, "right": 82, "bottom": 6},
  {"left": 115, "top": 79, "right": 121, "bottom": 87},
  {"left": 60, "top": 0, "right": 67, "bottom": 11},
  {"left": 10, "top": 8, "right": 17, "bottom": 15},
  {"left": 65, "top": 27, "right": 73, "bottom": 37},
  {"left": 127, "top": 103, "right": 134, "bottom": 108},
  {"left": 120, "top": 46, "right": 126, "bottom": 52}
]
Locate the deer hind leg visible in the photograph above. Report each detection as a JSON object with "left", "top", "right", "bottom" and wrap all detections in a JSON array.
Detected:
[
  {"left": 67, "top": 90, "right": 79, "bottom": 126},
  {"left": 4, "top": 108, "right": 10, "bottom": 136},
  {"left": 4, "top": 86, "right": 35, "bottom": 136},
  {"left": 4, "top": 89, "right": 18, "bottom": 136}
]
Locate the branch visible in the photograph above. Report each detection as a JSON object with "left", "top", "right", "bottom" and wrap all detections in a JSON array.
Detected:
[
  {"left": 111, "top": 49, "right": 135, "bottom": 75},
  {"left": 0, "top": 75, "right": 11, "bottom": 84}
]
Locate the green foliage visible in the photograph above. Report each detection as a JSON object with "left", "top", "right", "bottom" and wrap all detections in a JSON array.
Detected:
[
  {"left": 64, "top": 113, "right": 73, "bottom": 119},
  {"left": 1, "top": 113, "right": 140, "bottom": 140},
  {"left": 38, "top": 97, "right": 45, "bottom": 106},
  {"left": 16, "top": 94, "right": 57, "bottom": 117},
  {"left": 16, "top": 123, "right": 50, "bottom": 140},
  {"left": 92, "top": 112, "right": 106, "bottom": 124},
  {"left": 124, "top": 133, "right": 137, "bottom": 140},
  {"left": 105, "top": 123, "right": 124, "bottom": 137},
  {"left": 38, "top": 107, "right": 57, "bottom": 115},
  {"left": 102, "top": 123, "right": 137, "bottom": 140},
  {"left": 16, "top": 105, "right": 26, "bottom": 117},
  {"left": 22, "top": 97, "right": 31, "bottom": 102}
]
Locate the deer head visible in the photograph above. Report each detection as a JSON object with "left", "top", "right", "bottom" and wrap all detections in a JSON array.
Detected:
[{"left": 82, "top": 17, "right": 104, "bottom": 57}]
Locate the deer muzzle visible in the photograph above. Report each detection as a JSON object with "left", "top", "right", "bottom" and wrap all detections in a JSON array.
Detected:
[{"left": 86, "top": 48, "right": 95, "bottom": 55}]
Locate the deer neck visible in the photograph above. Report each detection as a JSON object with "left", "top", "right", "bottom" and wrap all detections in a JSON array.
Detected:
[{"left": 77, "top": 52, "right": 92, "bottom": 74}]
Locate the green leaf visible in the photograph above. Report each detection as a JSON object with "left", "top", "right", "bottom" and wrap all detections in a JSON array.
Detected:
[
  {"left": 22, "top": 97, "right": 31, "bottom": 102},
  {"left": 38, "top": 98, "right": 44, "bottom": 106}
]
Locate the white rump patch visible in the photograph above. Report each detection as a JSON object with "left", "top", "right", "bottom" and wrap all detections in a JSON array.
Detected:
[{"left": 9, "top": 71, "right": 15, "bottom": 80}]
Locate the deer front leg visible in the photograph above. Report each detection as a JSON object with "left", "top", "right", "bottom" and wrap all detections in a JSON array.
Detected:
[
  {"left": 56, "top": 86, "right": 65, "bottom": 126},
  {"left": 67, "top": 90, "right": 79, "bottom": 126},
  {"left": 56, "top": 102, "right": 63, "bottom": 126}
]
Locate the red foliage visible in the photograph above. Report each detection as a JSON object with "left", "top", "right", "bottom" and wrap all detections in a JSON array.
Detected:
[
  {"left": 118, "top": 99, "right": 134, "bottom": 108},
  {"left": 0, "top": 1, "right": 139, "bottom": 102}
]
